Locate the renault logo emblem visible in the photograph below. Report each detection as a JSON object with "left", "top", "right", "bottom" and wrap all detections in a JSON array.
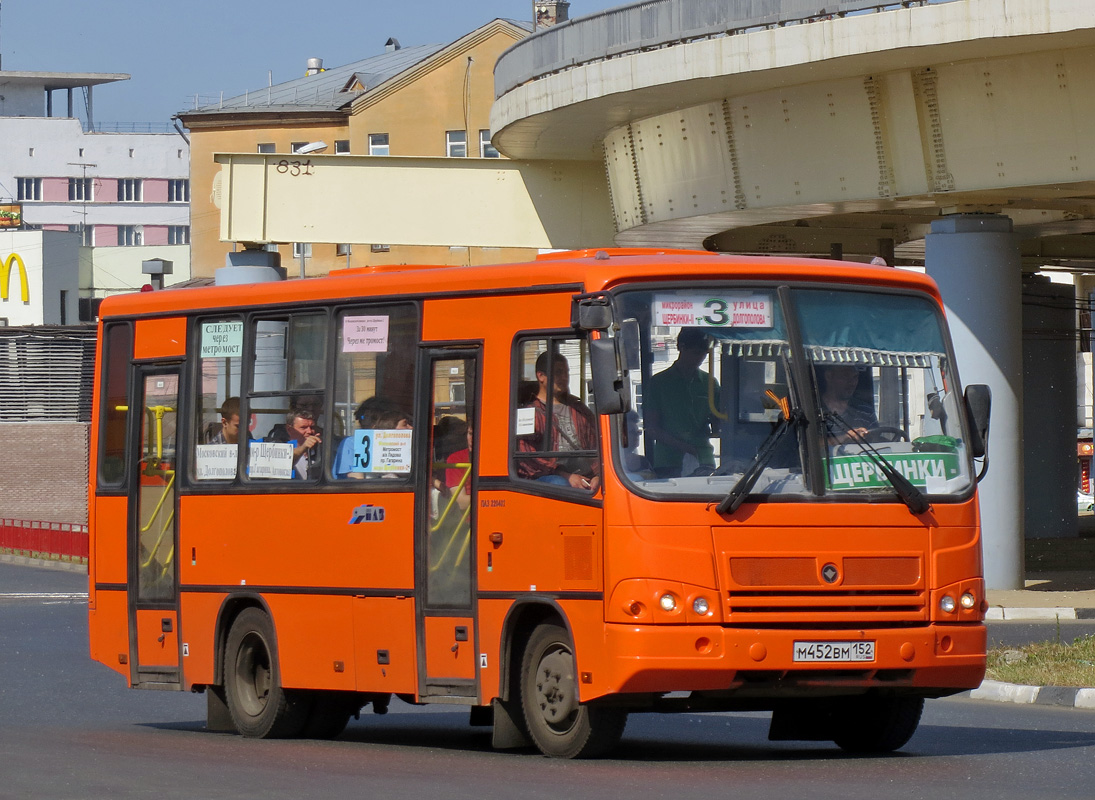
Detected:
[{"left": 822, "top": 563, "right": 840, "bottom": 584}]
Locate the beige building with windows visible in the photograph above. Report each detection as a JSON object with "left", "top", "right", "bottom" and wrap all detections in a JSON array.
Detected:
[{"left": 178, "top": 18, "right": 533, "bottom": 278}]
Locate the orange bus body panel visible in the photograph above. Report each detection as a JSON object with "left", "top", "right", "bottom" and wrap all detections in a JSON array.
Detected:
[
  {"left": 133, "top": 317, "right": 186, "bottom": 359},
  {"left": 88, "top": 589, "right": 130, "bottom": 681}
]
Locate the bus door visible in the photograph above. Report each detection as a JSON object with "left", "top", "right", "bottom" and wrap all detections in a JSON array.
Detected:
[
  {"left": 127, "top": 365, "right": 182, "bottom": 688},
  {"left": 416, "top": 348, "right": 480, "bottom": 700}
]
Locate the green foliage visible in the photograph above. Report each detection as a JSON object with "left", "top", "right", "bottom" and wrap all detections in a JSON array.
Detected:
[{"left": 986, "top": 635, "right": 1095, "bottom": 687}]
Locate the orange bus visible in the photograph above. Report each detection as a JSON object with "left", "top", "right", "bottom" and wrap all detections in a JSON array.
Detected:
[{"left": 88, "top": 249, "right": 991, "bottom": 758}]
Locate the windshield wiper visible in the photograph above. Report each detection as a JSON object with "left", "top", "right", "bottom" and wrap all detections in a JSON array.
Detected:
[
  {"left": 825, "top": 412, "right": 931, "bottom": 515},
  {"left": 717, "top": 410, "right": 803, "bottom": 515}
]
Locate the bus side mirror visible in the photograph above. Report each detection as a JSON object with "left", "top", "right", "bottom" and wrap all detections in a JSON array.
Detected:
[
  {"left": 590, "top": 337, "right": 630, "bottom": 415},
  {"left": 964, "top": 384, "right": 991, "bottom": 460}
]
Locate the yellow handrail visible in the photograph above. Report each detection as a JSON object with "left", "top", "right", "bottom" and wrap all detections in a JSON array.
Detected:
[{"left": 429, "top": 461, "right": 472, "bottom": 573}]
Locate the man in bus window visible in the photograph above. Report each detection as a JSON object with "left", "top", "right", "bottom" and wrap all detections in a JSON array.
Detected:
[
  {"left": 819, "top": 364, "right": 877, "bottom": 444},
  {"left": 206, "top": 397, "right": 240, "bottom": 445},
  {"left": 645, "top": 328, "right": 720, "bottom": 478},
  {"left": 516, "top": 350, "right": 599, "bottom": 491},
  {"left": 268, "top": 407, "right": 323, "bottom": 480}
]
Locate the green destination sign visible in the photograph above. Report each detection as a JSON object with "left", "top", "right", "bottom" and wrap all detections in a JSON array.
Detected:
[{"left": 827, "top": 452, "right": 960, "bottom": 491}]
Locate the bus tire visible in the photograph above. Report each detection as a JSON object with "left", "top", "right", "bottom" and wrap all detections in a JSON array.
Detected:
[
  {"left": 223, "top": 607, "right": 310, "bottom": 738},
  {"left": 519, "top": 623, "right": 627, "bottom": 758},
  {"left": 832, "top": 696, "right": 924, "bottom": 754}
]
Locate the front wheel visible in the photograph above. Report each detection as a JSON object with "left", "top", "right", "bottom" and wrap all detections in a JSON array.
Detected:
[
  {"left": 223, "top": 607, "right": 311, "bottom": 738},
  {"left": 520, "top": 623, "right": 627, "bottom": 758},
  {"left": 833, "top": 696, "right": 924, "bottom": 753}
]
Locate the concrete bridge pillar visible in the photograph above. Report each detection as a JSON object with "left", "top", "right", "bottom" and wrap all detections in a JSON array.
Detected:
[{"left": 925, "top": 214, "right": 1023, "bottom": 590}]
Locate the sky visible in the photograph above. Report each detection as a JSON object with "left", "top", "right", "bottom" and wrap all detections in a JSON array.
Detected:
[{"left": 0, "top": 0, "right": 622, "bottom": 126}]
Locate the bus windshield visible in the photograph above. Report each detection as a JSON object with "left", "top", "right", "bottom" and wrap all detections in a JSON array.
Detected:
[{"left": 614, "top": 284, "right": 974, "bottom": 501}]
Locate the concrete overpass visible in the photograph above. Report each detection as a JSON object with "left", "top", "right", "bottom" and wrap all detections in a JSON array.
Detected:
[{"left": 214, "top": 0, "right": 1095, "bottom": 588}]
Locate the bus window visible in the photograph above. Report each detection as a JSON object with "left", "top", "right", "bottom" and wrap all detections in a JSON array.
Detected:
[
  {"left": 193, "top": 318, "right": 242, "bottom": 481},
  {"left": 247, "top": 313, "right": 327, "bottom": 482},
  {"left": 137, "top": 372, "right": 178, "bottom": 602},
  {"left": 331, "top": 304, "right": 418, "bottom": 481},
  {"left": 795, "top": 288, "right": 973, "bottom": 497},
  {"left": 97, "top": 323, "right": 132, "bottom": 488},
  {"left": 512, "top": 336, "right": 599, "bottom": 492}
]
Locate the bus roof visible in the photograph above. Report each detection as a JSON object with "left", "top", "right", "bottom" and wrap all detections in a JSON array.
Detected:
[{"left": 97, "top": 249, "right": 943, "bottom": 319}]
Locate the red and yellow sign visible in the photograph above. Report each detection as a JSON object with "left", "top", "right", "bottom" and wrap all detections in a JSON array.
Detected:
[
  {"left": 0, "top": 204, "right": 22, "bottom": 229},
  {"left": 1, "top": 253, "right": 30, "bottom": 304}
]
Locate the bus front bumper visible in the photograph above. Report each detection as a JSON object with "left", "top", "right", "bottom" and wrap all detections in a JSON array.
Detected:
[{"left": 598, "top": 622, "right": 986, "bottom": 698}]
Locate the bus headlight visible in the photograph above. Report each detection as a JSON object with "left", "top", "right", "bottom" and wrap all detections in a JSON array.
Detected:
[
  {"left": 960, "top": 592, "right": 976, "bottom": 609},
  {"left": 940, "top": 595, "right": 956, "bottom": 614},
  {"left": 659, "top": 593, "right": 677, "bottom": 612},
  {"left": 692, "top": 597, "right": 710, "bottom": 615}
]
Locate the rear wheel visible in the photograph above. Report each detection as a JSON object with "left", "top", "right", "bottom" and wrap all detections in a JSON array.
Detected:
[
  {"left": 223, "top": 607, "right": 310, "bottom": 738},
  {"left": 833, "top": 696, "right": 924, "bottom": 753},
  {"left": 520, "top": 623, "right": 626, "bottom": 758}
]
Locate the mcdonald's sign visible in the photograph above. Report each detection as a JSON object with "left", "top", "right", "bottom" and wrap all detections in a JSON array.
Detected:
[{"left": 1, "top": 253, "right": 30, "bottom": 304}]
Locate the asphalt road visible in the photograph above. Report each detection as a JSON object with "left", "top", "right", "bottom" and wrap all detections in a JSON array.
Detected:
[{"left": 3, "top": 561, "right": 1095, "bottom": 799}]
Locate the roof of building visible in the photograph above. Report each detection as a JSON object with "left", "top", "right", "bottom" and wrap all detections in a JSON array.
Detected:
[
  {"left": 178, "top": 18, "right": 533, "bottom": 120},
  {"left": 181, "top": 43, "right": 446, "bottom": 117},
  {"left": 0, "top": 71, "right": 130, "bottom": 91}
]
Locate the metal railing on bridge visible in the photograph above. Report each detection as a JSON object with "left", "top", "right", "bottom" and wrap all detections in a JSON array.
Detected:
[{"left": 495, "top": 0, "right": 957, "bottom": 98}]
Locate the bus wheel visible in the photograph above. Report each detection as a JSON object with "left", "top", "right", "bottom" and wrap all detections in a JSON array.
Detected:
[
  {"left": 519, "top": 623, "right": 627, "bottom": 758},
  {"left": 833, "top": 696, "right": 924, "bottom": 754},
  {"left": 223, "top": 608, "right": 310, "bottom": 738}
]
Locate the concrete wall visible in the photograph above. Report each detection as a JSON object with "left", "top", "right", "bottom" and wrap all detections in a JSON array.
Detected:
[{"left": 0, "top": 422, "right": 89, "bottom": 524}]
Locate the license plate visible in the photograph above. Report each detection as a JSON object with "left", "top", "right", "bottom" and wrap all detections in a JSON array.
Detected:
[{"left": 792, "top": 640, "right": 875, "bottom": 662}]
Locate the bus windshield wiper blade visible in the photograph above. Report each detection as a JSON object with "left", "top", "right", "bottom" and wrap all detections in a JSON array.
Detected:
[
  {"left": 717, "top": 411, "right": 801, "bottom": 515},
  {"left": 826, "top": 413, "right": 931, "bottom": 515}
]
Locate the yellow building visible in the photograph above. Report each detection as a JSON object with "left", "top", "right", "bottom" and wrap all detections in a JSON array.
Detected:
[{"left": 178, "top": 19, "right": 532, "bottom": 278}]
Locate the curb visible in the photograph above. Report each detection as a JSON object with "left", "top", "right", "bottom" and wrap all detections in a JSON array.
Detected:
[
  {"left": 0, "top": 553, "right": 88, "bottom": 574},
  {"left": 965, "top": 680, "right": 1095, "bottom": 710},
  {"left": 986, "top": 606, "right": 1095, "bottom": 620}
]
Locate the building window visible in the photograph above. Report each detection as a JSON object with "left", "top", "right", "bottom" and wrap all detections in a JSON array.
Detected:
[
  {"left": 168, "top": 225, "right": 190, "bottom": 245},
  {"left": 17, "top": 178, "right": 42, "bottom": 201},
  {"left": 370, "top": 244, "right": 390, "bottom": 253},
  {"left": 168, "top": 179, "right": 190, "bottom": 202},
  {"left": 118, "top": 179, "right": 143, "bottom": 202},
  {"left": 446, "top": 130, "right": 467, "bottom": 158},
  {"left": 480, "top": 130, "right": 500, "bottom": 158},
  {"left": 118, "top": 225, "right": 143, "bottom": 246},
  {"left": 257, "top": 143, "right": 276, "bottom": 153},
  {"left": 68, "top": 224, "right": 94, "bottom": 245},
  {"left": 336, "top": 243, "right": 352, "bottom": 256},
  {"left": 69, "top": 178, "right": 93, "bottom": 202},
  {"left": 293, "top": 242, "right": 312, "bottom": 258},
  {"left": 368, "top": 133, "right": 389, "bottom": 156},
  {"left": 334, "top": 139, "right": 350, "bottom": 154},
  {"left": 291, "top": 142, "right": 307, "bottom": 154}
]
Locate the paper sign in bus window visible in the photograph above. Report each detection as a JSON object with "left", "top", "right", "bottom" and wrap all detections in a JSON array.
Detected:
[
  {"left": 515, "top": 407, "right": 536, "bottom": 436},
  {"left": 247, "top": 441, "right": 294, "bottom": 479},
  {"left": 342, "top": 315, "right": 389, "bottom": 353},
  {"left": 352, "top": 429, "right": 412, "bottom": 473},
  {"left": 200, "top": 321, "right": 244, "bottom": 358},
  {"left": 195, "top": 444, "right": 237, "bottom": 480},
  {"left": 652, "top": 294, "right": 773, "bottom": 328}
]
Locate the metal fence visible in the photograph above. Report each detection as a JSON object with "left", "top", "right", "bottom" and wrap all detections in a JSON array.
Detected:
[
  {"left": 0, "top": 519, "right": 89, "bottom": 563},
  {"left": 495, "top": 0, "right": 955, "bottom": 98},
  {"left": 0, "top": 326, "right": 97, "bottom": 422}
]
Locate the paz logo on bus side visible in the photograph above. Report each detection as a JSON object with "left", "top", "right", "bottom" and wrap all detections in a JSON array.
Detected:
[{"left": 349, "top": 504, "right": 385, "bottom": 524}]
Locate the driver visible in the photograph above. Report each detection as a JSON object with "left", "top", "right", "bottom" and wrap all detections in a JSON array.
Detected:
[{"left": 818, "top": 364, "right": 877, "bottom": 444}]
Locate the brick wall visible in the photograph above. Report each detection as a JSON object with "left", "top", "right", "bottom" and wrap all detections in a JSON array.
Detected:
[{"left": 0, "top": 422, "right": 89, "bottom": 524}]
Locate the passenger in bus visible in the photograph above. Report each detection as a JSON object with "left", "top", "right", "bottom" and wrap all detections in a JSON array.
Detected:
[
  {"left": 267, "top": 406, "right": 323, "bottom": 480},
  {"left": 645, "top": 328, "right": 721, "bottom": 478},
  {"left": 444, "top": 423, "right": 474, "bottom": 510},
  {"left": 332, "top": 396, "right": 412, "bottom": 479},
  {"left": 819, "top": 364, "right": 877, "bottom": 444},
  {"left": 205, "top": 396, "right": 240, "bottom": 445},
  {"left": 516, "top": 351, "right": 599, "bottom": 491}
]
